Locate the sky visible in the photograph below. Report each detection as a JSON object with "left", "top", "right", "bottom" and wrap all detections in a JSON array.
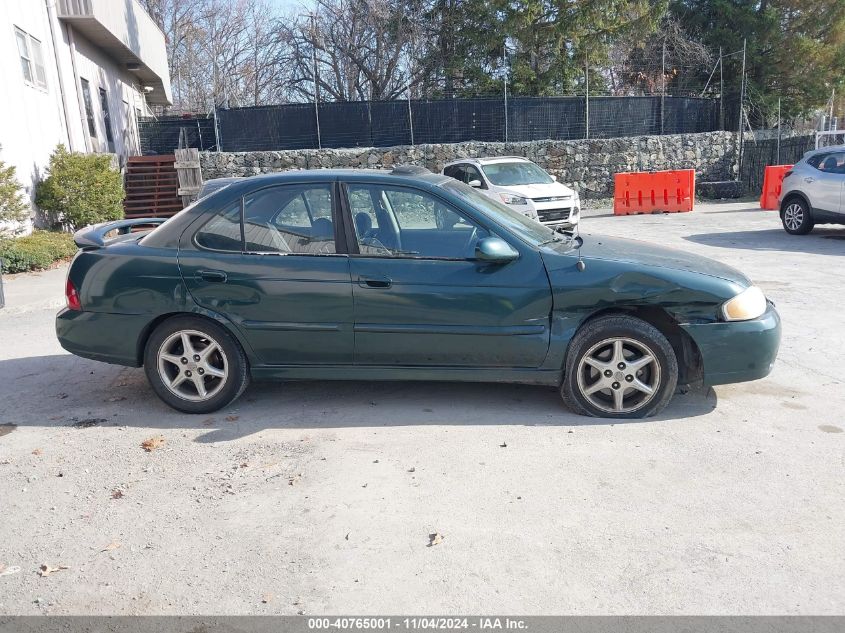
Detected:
[{"left": 267, "top": 0, "right": 315, "bottom": 15}]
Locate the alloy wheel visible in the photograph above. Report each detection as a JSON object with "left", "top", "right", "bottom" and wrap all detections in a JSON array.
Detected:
[
  {"left": 576, "top": 337, "right": 661, "bottom": 414},
  {"left": 157, "top": 329, "right": 229, "bottom": 402},
  {"left": 784, "top": 203, "right": 804, "bottom": 231}
]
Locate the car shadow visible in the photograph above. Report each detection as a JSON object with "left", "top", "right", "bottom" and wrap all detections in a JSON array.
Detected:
[
  {"left": 684, "top": 226, "right": 845, "bottom": 255},
  {"left": 0, "top": 354, "right": 718, "bottom": 442}
]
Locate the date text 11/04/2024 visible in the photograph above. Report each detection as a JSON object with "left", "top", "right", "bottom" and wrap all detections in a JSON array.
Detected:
[{"left": 307, "top": 618, "right": 528, "bottom": 630}]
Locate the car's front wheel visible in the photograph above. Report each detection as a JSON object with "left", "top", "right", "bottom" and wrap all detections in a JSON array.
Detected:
[
  {"left": 561, "top": 315, "right": 678, "bottom": 419},
  {"left": 781, "top": 198, "right": 814, "bottom": 235},
  {"left": 144, "top": 316, "right": 249, "bottom": 414}
]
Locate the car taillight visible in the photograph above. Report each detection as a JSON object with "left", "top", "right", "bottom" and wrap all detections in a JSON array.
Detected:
[{"left": 66, "top": 278, "right": 82, "bottom": 311}]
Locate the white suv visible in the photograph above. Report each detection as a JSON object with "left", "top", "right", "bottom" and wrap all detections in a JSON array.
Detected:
[{"left": 442, "top": 157, "right": 580, "bottom": 229}]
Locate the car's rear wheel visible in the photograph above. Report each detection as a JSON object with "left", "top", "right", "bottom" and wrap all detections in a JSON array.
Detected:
[
  {"left": 781, "top": 198, "right": 814, "bottom": 235},
  {"left": 561, "top": 315, "right": 678, "bottom": 419},
  {"left": 144, "top": 316, "right": 249, "bottom": 414}
]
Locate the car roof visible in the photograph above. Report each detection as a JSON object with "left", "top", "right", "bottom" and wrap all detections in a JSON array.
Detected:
[
  {"left": 215, "top": 168, "right": 451, "bottom": 189},
  {"left": 444, "top": 156, "right": 532, "bottom": 168},
  {"left": 803, "top": 144, "right": 845, "bottom": 159}
]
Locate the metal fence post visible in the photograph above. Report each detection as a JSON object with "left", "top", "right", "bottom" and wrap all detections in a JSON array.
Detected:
[
  {"left": 407, "top": 92, "right": 415, "bottom": 145},
  {"left": 503, "top": 44, "right": 509, "bottom": 143},
  {"left": 660, "top": 37, "right": 666, "bottom": 135},
  {"left": 584, "top": 52, "right": 589, "bottom": 140},
  {"left": 738, "top": 38, "right": 747, "bottom": 178},
  {"left": 776, "top": 97, "right": 781, "bottom": 165}
]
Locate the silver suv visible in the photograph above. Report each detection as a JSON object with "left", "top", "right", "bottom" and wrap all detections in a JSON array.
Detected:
[{"left": 779, "top": 146, "right": 845, "bottom": 234}]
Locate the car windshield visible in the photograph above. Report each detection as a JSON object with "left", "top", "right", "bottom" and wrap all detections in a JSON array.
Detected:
[
  {"left": 440, "top": 180, "right": 565, "bottom": 246},
  {"left": 481, "top": 161, "right": 554, "bottom": 186}
]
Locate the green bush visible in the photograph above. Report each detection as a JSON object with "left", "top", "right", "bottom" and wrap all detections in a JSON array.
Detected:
[
  {"left": 0, "top": 149, "right": 28, "bottom": 225},
  {"left": 0, "top": 231, "right": 77, "bottom": 274},
  {"left": 35, "top": 145, "right": 124, "bottom": 230}
]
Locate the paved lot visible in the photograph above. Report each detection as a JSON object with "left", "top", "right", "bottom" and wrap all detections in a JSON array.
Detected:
[{"left": 0, "top": 201, "right": 843, "bottom": 614}]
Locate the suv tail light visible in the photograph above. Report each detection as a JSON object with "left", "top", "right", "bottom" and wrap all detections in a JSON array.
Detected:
[{"left": 66, "top": 278, "right": 82, "bottom": 311}]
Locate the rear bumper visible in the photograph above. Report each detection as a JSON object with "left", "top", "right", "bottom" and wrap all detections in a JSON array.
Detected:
[
  {"left": 56, "top": 309, "right": 145, "bottom": 367},
  {"left": 681, "top": 303, "right": 782, "bottom": 386}
]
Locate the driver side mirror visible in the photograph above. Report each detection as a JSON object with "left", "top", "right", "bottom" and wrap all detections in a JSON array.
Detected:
[
  {"left": 474, "top": 237, "right": 519, "bottom": 264},
  {"left": 467, "top": 179, "right": 483, "bottom": 188}
]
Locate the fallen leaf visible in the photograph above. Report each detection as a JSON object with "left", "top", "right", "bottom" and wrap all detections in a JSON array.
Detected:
[
  {"left": 111, "top": 489, "right": 124, "bottom": 499},
  {"left": 261, "top": 593, "right": 272, "bottom": 604},
  {"left": 101, "top": 541, "right": 121, "bottom": 552},
  {"left": 108, "top": 396, "right": 126, "bottom": 403},
  {"left": 428, "top": 532, "right": 444, "bottom": 547},
  {"left": 225, "top": 415, "right": 239, "bottom": 422},
  {"left": 499, "top": 442, "right": 507, "bottom": 448},
  {"left": 141, "top": 436, "right": 165, "bottom": 452},
  {"left": 39, "top": 564, "right": 68, "bottom": 577},
  {"left": 0, "top": 565, "right": 21, "bottom": 577},
  {"left": 407, "top": 467, "right": 415, "bottom": 473},
  {"left": 345, "top": 533, "right": 349, "bottom": 540},
  {"left": 32, "top": 449, "right": 43, "bottom": 456},
  {"left": 202, "top": 418, "right": 214, "bottom": 427}
]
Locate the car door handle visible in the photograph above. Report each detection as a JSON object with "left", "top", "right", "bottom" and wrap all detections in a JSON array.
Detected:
[
  {"left": 197, "top": 269, "right": 227, "bottom": 283},
  {"left": 358, "top": 276, "right": 392, "bottom": 289},
  {"left": 804, "top": 177, "right": 816, "bottom": 183}
]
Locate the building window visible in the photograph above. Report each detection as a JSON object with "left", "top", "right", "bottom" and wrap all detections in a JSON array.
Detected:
[
  {"left": 80, "top": 78, "right": 97, "bottom": 138},
  {"left": 99, "top": 88, "right": 115, "bottom": 151},
  {"left": 30, "top": 38, "right": 47, "bottom": 88},
  {"left": 14, "top": 27, "right": 47, "bottom": 90}
]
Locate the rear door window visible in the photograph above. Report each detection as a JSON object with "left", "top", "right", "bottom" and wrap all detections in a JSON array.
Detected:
[{"left": 194, "top": 184, "right": 339, "bottom": 255}]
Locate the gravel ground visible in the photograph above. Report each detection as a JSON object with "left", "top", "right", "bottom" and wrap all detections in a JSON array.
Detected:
[{"left": 0, "top": 201, "right": 843, "bottom": 615}]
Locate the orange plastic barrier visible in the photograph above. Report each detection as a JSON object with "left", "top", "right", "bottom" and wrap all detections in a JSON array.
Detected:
[
  {"left": 613, "top": 169, "right": 695, "bottom": 215},
  {"left": 759, "top": 164, "right": 793, "bottom": 210}
]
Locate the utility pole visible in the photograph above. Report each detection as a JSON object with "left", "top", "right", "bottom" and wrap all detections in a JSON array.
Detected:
[
  {"left": 303, "top": 12, "right": 322, "bottom": 150},
  {"left": 503, "top": 43, "right": 509, "bottom": 143},
  {"left": 738, "top": 38, "right": 747, "bottom": 177},
  {"left": 660, "top": 37, "right": 666, "bottom": 135},
  {"left": 584, "top": 50, "right": 589, "bottom": 139}
]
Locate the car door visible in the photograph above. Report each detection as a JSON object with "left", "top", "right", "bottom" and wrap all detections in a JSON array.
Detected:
[
  {"left": 806, "top": 152, "right": 845, "bottom": 213},
  {"left": 179, "top": 182, "right": 354, "bottom": 366},
  {"left": 341, "top": 180, "right": 552, "bottom": 368}
]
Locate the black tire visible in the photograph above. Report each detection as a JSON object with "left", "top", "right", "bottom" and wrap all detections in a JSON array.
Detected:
[
  {"left": 143, "top": 315, "right": 250, "bottom": 414},
  {"left": 561, "top": 315, "right": 678, "bottom": 419},
  {"left": 781, "top": 197, "right": 814, "bottom": 235}
]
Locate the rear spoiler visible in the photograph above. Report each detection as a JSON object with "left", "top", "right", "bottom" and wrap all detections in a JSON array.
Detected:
[{"left": 73, "top": 218, "right": 167, "bottom": 249}]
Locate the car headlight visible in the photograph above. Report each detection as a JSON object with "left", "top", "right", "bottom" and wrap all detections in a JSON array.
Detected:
[
  {"left": 722, "top": 286, "right": 767, "bottom": 321},
  {"left": 500, "top": 193, "right": 528, "bottom": 206}
]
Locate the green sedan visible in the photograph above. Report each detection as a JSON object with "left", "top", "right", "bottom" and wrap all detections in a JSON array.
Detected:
[{"left": 56, "top": 167, "right": 781, "bottom": 419}]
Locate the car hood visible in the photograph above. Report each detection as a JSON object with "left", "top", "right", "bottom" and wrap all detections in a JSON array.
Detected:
[
  {"left": 546, "top": 233, "right": 751, "bottom": 286},
  {"left": 497, "top": 182, "right": 575, "bottom": 199}
]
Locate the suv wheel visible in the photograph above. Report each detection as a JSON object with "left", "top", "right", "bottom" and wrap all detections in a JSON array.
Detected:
[
  {"left": 144, "top": 316, "right": 250, "bottom": 414},
  {"left": 561, "top": 315, "right": 678, "bottom": 419},
  {"left": 781, "top": 198, "right": 814, "bottom": 235}
]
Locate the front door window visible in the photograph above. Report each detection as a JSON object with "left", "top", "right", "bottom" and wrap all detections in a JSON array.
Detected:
[{"left": 346, "top": 184, "right": 488, "bottom": 259}]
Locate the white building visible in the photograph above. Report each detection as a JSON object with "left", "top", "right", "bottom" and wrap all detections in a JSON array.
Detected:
[{"left": 0, "top": 0, "right": 172, "bottom": 225}]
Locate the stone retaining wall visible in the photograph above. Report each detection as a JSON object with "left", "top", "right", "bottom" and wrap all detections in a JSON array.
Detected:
[{"left": 200, "top": 131, "right": 738, "bottom": 198}]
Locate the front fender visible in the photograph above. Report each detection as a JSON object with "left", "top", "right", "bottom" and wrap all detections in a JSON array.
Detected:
[{"left": 540, "top": 253, "right": 743, "bottom": 372}]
